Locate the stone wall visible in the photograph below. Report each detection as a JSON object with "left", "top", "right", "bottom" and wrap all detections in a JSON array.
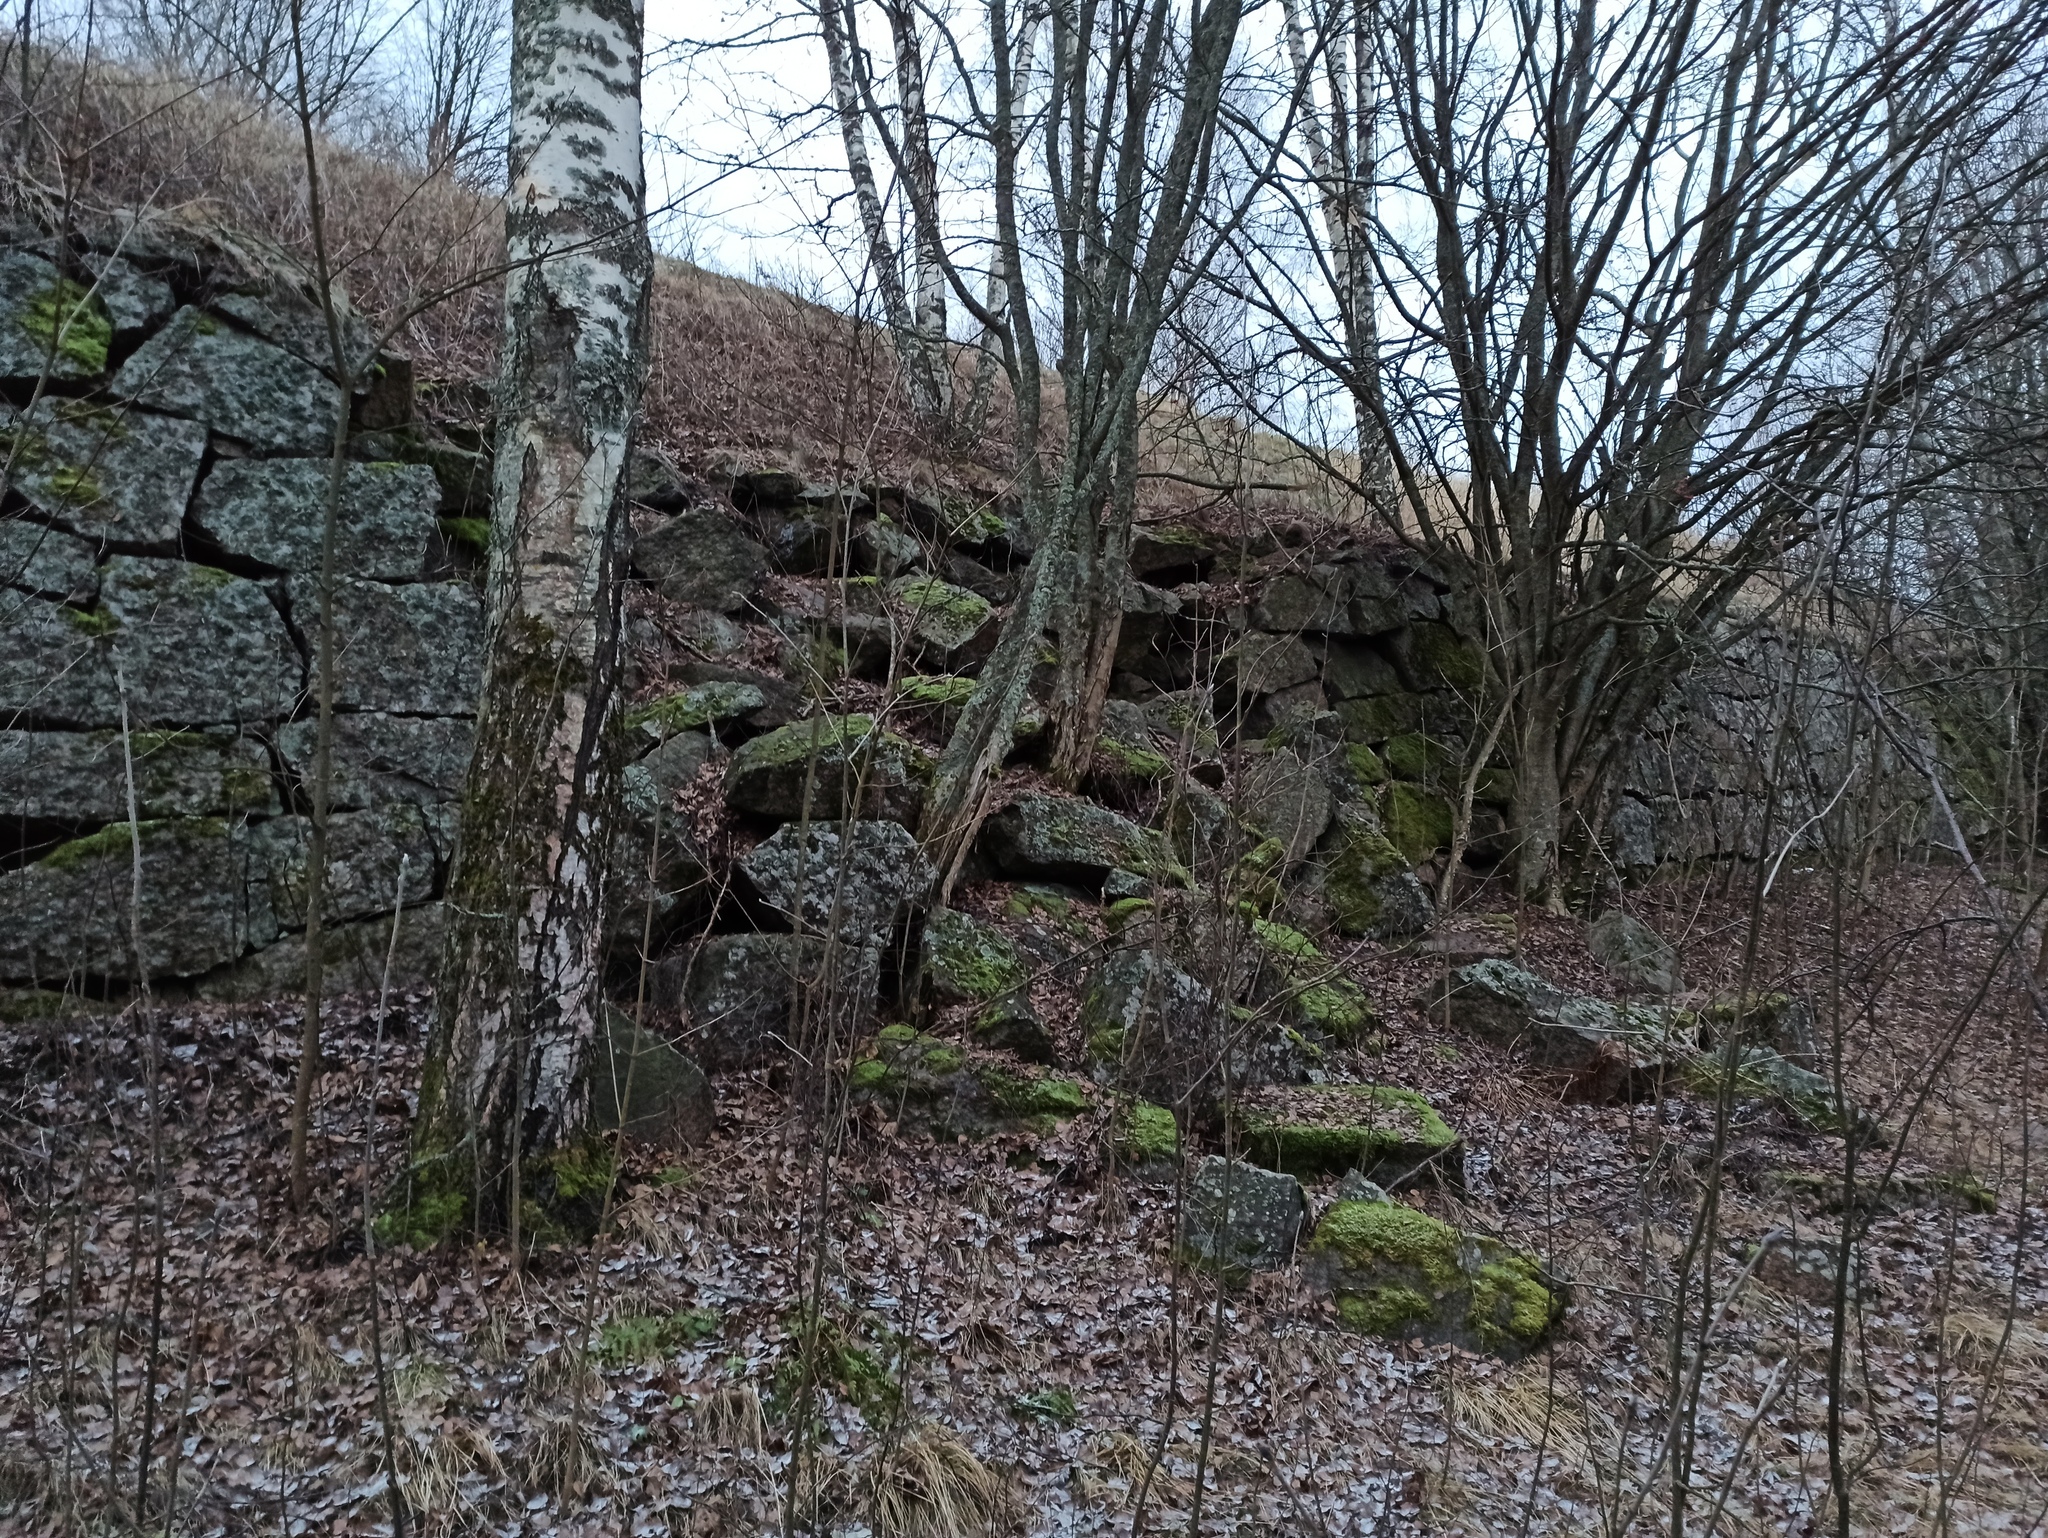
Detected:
[
  {"left": 0, "top": 219, "right": 1931, "bottom": 1012},
  {"left": 0, "top": 225, "right": 485, "bottom": 1002}
]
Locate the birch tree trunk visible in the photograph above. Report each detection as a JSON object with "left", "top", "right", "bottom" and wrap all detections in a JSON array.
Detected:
[{"left": 406, "top": 0, "right": 651, "bottom": 1243}]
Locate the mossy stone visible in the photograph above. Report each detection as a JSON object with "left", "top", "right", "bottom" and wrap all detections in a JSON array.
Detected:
[
  {"left": 1115, "top": 1101, "right": 1179, "bottom": 1166},
  {"left": 922, "top": 907, "right": 1027, "bottom": 1003},
  {"left": 1382, "top": 782, "right": 1453, "bottom": 862},
  {"left": 1241, "top": 1084, "right": 1458, "bottom": 1182}
]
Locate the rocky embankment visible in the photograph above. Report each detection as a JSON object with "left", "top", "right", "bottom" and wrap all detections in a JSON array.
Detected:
[{"left": 1, "top": 223, "right": 1885, "bottom": 1355}]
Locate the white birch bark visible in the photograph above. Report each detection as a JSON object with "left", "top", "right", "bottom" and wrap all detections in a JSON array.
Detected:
[{"left": 410, "top": 0, "right": 652, "bottom": 1238}]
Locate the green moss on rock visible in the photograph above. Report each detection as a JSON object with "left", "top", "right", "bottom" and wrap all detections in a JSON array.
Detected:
[
  {"left": 23, "top": 277, "right": 112, "bottom": 373},
  {"left": 922, "top": 908, "right": 1027, "bottom": 1002},
  {"left": 1383, "top": 782, "right": 1453, "bottom": 862},
  {"left": 1243, "top": 1084, "right": 1456, "bottom": 1179},
  {"left": 1115, "top": 1101, "right": 1179, "bottom": 1164},
  {"left": 901, "top": 673, "right": 977, "bottom": 708}
]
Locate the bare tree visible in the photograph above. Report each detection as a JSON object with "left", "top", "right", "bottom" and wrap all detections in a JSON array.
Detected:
[
  {"left": 1233, "top": 0, "right": 2048, "bottom": 902},
  {"left": 814, "top": 0, "right": 1250, "bottom": 875},
  {"left": 406, "top": 0, "right": 508, "bottom": 178},
  {"left": 407, "top": 0, "right": 653, "bottom": 1244},
  {"left": 108, "top": 0, "right": 382, "bottom": 121}
]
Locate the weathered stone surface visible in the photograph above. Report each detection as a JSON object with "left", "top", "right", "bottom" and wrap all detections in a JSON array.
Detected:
[
  {"left": 1316, "top": 807, "right": 1434, "bottom": 939},
  {"left": 1222, "top": 631, "right": 1318, "bottom": 696},
  {"left": 79, "top": 252, "right": 174, "bottom": 335},
  {"left": 971, "top": 990, "right": 1056, "bottom": 1064},
  {"left": 1383, "top": 781, "right": 1454, "bottom": 862},
  {"left": 1, "top": 518, "right": 98, "bottom": 602},
  {"left": 1245, "top": 916, "right": 1379, "bottom": 1046},
  {"left": 1392, "top": 621, "right": 1485, "bottom": 694},
  {"left": 633, "top": 507, "right": 769, "bottom": 612},
  {"left": 1307, "top": 1197, "right": 1564, "bottom": 1357},
  {"left": 196, "top": 899, "right": 446, "bottom": 1002},
  {"left": 253, "top": 803, "right": 456, "bottom": 929},
  {"left": 628, "top": 680, "right": 766, "bottom": 740},
  {"left": 612, "top": 746, "right": 716, "bottom": 944},
  {"left": 853, "top": 518, "right": 925, "bottom": 579},
  {"left": 287, "top": 576, "right": 482, "bottom": 715},
  {"left": 1178, "top": 1156, "right": 1308, "bottom": 1275},
  {"left": 922, "top": 907, "right": 1028, "bottom": 1004},
  {"left": 1129, "top": 522, "right": 1223, "bottom": 577},
  {"left": 661, "top": 932, "right": 833, "bottom": 1070},
  {"left": 980, "top": 792, "right": 1172, "bottom": 887},
  {"left": 672, "top": 661, "right": 805, "bottom": 728},
  {"left": 1241, "top": 1084, "right": 1459, "bottom": 1185},
  {"left": 275, "top": 712, "right": 473, "bottom": 809},
  {"left": 1, "top": 398, "right": 209, "bottom": 547},
  {"left": 212, "top": 285, "right": 374, "bottom": 377},
  {"left": 1075, "top": 945, "right": 1301, "bottom": 1100},
  {"left": 1588, "top": 910, "right": 1684, "bottom": 995},
  {"left": 0, "top": 249, "right": 111, "bottom": 381},
  {"left": 1239, "top": 747, "right": 1334, "bottom": 861},
  {"left": 1089, "top": 699, "right": 1174, "bottom": 787},
  {"left": 739, "top": 819, "right": 935, "bottom": 948},
  {"left": 0, "top": 817, "right": 278, "bottom": 983},
  {"left": 888, "top": 574, "right": 995, "bottom": 666},
  {"left": 114, "top": 306, "right": 344, "bottom": 452},
  {"left": 849, "top": 1023, "right": 1090, "bottom": 1136},
  {"left": 2, "top": 558, "right": 302, "bottom": 728},
  {"left": 0, "top": 727, "right": 277, "bottom": 822},
  {"left": 1700, "top": 991, "right": 1819, "bottom": 1070},
  {"left": 1319, "top": 639, "right": 1404, "bottom": 700},
  {"left": 722, "top": 714, "right": 931, "bottom": 824},
  {"left": 193, "top": 458, "right": 440, "bottom": 579},
  {"left": 591, "top": 1005, "right": 714, "bottom": 1147},
  {"left": 1687, "top": 1046, "right": 1880, "bottom": 1141},
  {"left": 1251, "top": 561, "right": 1402, "bottom": 635},
  {"left": 1418, "top": 958, "right": 1696, "bottom": 1092}
]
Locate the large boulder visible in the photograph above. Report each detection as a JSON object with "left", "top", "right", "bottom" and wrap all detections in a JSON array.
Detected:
[
  {"left": 196, "top": 899, "right": 447, "bottom": 1002},
  {"left": 1250, "top": 561, "right": 1403, "bottom": 636},
  {"left": 611, "top": 742, "right": 716, "bottom": 945},
  {"left": 192, "top": 458, "right": 440, "bottom": 579},
  {"left": 1687, "top": 1046, "right": 1881, "bottom": 1142},
  {"left": 114, "top": 306, "right": 344, "bottom": 453},
  {"left": 1418, "top": 958, "right": 1697, "bottom": 1094},
  {"left": 848, "top": 1023, "right": 1089, "bottom": 1137},
  {"left": 287, "top": 575, "right": 483, "bottom": 716},
  {"left": 1306, "top": 1197, "right": 1564, "bottom": 1357},
  {"left": 590, "top": 1006, "right": 714, "bottom": 1147},
  {"left": 1220, "top": 631, "right": 1318, "bottom": 697},
  {"left": 2, "top": 558, "right": 303, "bottom": 729},
  {"left": 275, "top": 712, "right": 473, "bottom": 810},
  {"left": 633, "top": 507, "right": 769, "bottom": 612},
  {"left": 1178, "top": 1156, "right": 1308, "bottom": 1276},
  {"left": 1587, "top": 910, "right": 1684, "bottom": 996},
  {"left": 887, "top": 575, "right": 996, "bottom": 667},
  {"left": 722, "top": 713, "right": 931, "bottom": 824},
  {"left": 1315, "top": 807, "right": 1434, "bottom": 939},
  {"left": 660, "top": 932, "right": 835, "bottom": 1070},
  {"left": 0, "top": 249, "right": 112, "bottom": 381},
  {"left": 0, "top": 817, "right": 279, "bottom": 983},
  {"left": 0, "top": 398, "right": 208, "bottom": 547},
  {"left": 252, "top": 804, "right": 456, "bottom": 930},
  {"left": 738, "top": 819, "right": 936, "bottom": 949},
  {"left": 1243, "top": 917, "right": 1379, "bottom": 1047},
  {"left": 1079, "top": 944, "right": 1305, "bottom": 1102},
  {"left": 1240, "top": 1083, "right": 1460, "bottom": 1186},
  {"left": 0, "top": 727, "right": 277, "bottom": 822},
  {"left": 0, "top": 518, "right": 99, "bottom": 602},
  {"left": 1238, "top": 746, "right": 1334, "bottom": 862},
  {"left": 921, "top": 907, "right": 1028, "bottom": 1004},
  {"left": 980, "top": 792, "right": 1173, "bottom": 888}
]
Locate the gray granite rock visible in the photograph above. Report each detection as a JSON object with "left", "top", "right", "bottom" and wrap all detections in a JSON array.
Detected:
[
  {"left": 1418, "top": 958, "right": 1696, "bottom": 1093},
  {"left": 1179, "top": 1156, "right": 1308, "bottom": 1275},
  {"left": 1588, "top": 910, "right": 1683, "bottom": 995},
  {"left": 920, "top": 907, "right": 1028, "bottom": 1005},
  {"left": 853, "top": 518, "right": 925, "bottom": 579},
  {"left": 722, "top": 714, "right": 931, "bottom": 825},
  {"left": 212, "top": 286, "right": 374, "bottom": 378},
  {"left": 1, "top": 398, "right": 209, "bottom": 547},
  {"left": 980, "top": 792, "right": 1172, "bottom": 888},
  {"left": 740, "top": 819, "right": 936, "bottom": 949},
  {"left": 275, "top": 712, "right": 473, "bottom": 809},
  {"left": 658, "top": 932, "right": 835, "bottom": 1070},
  {"left": 1, "top": 558, "right": 302, "bottom": 728},
  {"left": 591, "top": 1005, "right": 714, "bottom": 1147},
  {"left": 287, "top": 576, "right": 482, "bottom": 715},
  {"left": 114, "top": 306, "right": 343, "bottom": 452},
  {"left": 193, "top": 458, "right": 440, "bottom": 579},
  {"left": 0, "top": 727, "right": 277, "bottom": 821},
  {"left": 1251, "top": 561, "right": 1402, "bottom": 635},
  {"left": 888, "top": 574, "right": 996, "bottom": 666},
  {"left": 0, "top": 816, "right": 279, "bottom": 983},
  {"left": 971, "top": 990, "right": 1056, "bottom": 1065},
  {"left": 1, "top": 518, "right": 98, "bottom": 602},
  {"left": 79, "top": 252, "right": 174, "bottom": 335},
  {"left": 253, "top": 802, "right": 456, "bottom": 930},
  {"left": 196, "top": 900, "right": 447, "bottom": 1002},
  {"left": 612, "top": 743, "right": 716, "bottom": 945},
  {"left": 0, "top": 249, "right": 111, "bottom": 381},
  {"left": 1239, "top": 746, "right": 1335, "bottom": 861},
  {"left": 633, "top": 507, "right": 768, "bottom": 612},
  {"left": 1222, "top": 631, "right": 1318, "bottom": 695}
]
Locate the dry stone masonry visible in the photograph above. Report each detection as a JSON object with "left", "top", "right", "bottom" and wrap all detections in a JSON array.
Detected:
[{"left": 1, "top": 223, "right": 482, "bottom": 1002}]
